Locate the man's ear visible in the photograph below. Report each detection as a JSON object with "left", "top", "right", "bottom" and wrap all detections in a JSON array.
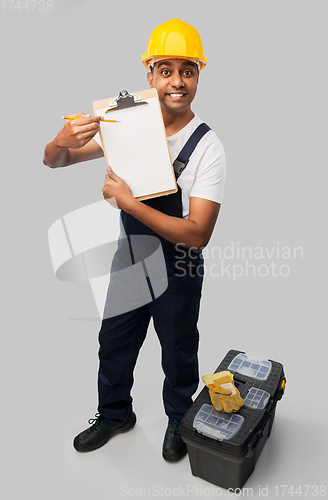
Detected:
[{"left": 147, "top": 71, "right": 154, "bottom": 88}]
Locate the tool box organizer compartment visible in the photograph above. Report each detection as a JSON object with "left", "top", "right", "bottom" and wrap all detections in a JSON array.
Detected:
[{"left": 180, "top": 350, "right": 285, "bottom": 490}]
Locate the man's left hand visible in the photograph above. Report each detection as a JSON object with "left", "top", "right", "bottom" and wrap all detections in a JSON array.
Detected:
[{"left": 102, "top": 167, "right": 135, "bottom": 211}]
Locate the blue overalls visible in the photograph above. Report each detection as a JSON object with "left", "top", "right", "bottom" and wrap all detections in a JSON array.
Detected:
[{"left": 98, "top": 124, "right": 210, "bottom": 425}]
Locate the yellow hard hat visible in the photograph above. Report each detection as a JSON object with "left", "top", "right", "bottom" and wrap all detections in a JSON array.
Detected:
[{"left": 142, "top": 18, "right": 208, "bottom": 71}]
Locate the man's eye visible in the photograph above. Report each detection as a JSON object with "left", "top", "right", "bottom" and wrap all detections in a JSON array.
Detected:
[{"left": 161, "top": 69, "right": 170, "bottom": 76}]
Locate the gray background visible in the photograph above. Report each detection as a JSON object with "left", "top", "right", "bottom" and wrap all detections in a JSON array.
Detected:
[{"left": 1, "top": 0, "right": 327, "bottom": 498}]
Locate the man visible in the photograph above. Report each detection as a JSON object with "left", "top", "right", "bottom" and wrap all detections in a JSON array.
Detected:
[{"left": 44, "top": 18, "right": 226, "bottom": 462}]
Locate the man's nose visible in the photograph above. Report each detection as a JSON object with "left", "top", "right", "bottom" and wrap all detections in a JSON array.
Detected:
[{"left": 170, "top": 72, "right": 185, "bottom": 88}]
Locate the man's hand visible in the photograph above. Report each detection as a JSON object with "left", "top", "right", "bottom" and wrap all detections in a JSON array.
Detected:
[
  {"left": 44, "top": 113, "right": 105, "bottom": 168},
  {"left": 56, "top": 114, "right": 104, "bottom": 149},
  {"left": 102, "top": 168, "right": 221, "bottom": 251},
  {"left": 102, "top": 167, "right": 135, "bottom": 212}
]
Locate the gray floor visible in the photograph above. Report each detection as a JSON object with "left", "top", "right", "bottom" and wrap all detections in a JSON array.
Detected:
[{"left": 3, "top": 296, "right": 326, "bottom": 499}]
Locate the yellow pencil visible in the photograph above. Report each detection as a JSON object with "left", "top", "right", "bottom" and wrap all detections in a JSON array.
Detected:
[{"left": 62, "top": 116, "right": 120, "bottom": 123}]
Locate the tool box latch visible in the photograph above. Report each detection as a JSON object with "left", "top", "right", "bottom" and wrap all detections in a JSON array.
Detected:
[{"left": 246, "top": 430, "right": 263, "bottom": 457}]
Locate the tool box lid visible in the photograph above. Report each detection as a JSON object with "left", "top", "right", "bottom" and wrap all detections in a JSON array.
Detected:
[
  {"left": 180, "top": 350, "right": 285, "bottom": 456},
  {"left": 193, "top": 404, "right": 245, "bottom": 441},
  {"left": 228, "top": 353, "right": 272, "bottom": 381}
]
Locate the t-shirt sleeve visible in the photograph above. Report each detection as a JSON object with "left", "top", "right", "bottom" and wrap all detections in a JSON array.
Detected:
[
  {"left": 93, "top": 131, "right": 103, "bottom": 149},
  {"left": 189, "top": 132, "right": 226, "bottom": 204}
]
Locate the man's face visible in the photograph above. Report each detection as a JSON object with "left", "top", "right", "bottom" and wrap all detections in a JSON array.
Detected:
[{"left": 147, "top": 58, "right": 199, "bottom": 115}]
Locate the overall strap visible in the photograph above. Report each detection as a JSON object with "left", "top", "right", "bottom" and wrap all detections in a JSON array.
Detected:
[{"left": 173, "top": 122, "right": 211, "bottom": 179}]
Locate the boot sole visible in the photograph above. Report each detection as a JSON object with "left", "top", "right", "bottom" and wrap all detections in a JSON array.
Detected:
[{"left": 162, "top": 447, "right": 187, "bottom": 462}]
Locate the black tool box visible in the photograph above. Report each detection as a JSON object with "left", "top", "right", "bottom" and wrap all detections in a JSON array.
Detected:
[{"left": 180, "top": 350, "right": 285, "bottom": 490}]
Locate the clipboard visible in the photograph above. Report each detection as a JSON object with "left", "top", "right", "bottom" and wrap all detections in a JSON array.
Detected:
[{"left": 93, "top": 89, "right": 178, "bottom": 201}]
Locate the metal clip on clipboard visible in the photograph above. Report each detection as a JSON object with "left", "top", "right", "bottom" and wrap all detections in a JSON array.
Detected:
[{"left": 105, "top": 90, "right": 148, "bottom": 113}]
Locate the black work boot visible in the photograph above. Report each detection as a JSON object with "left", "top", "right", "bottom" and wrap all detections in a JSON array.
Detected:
[
  {"left": 73, "top": 412, "right": 136, "bottom": 452},
  {"left": 162, "top": 419, "right": 187, "bottom": 462}
]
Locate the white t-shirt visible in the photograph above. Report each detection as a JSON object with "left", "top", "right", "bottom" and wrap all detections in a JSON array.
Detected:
[{"left": 93, "top": 114, "right": 226, "bottom": 218}]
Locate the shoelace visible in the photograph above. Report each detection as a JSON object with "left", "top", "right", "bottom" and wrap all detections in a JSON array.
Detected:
[
  {"left": 169, "top": 420, "right": 181, "bottom": 435},
  {"left": 88, "top": 413, "right": 102, "bottom": 430}
]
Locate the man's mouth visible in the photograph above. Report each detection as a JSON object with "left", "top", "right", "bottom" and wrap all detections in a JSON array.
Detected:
[{"left": 167, "top": 93, "right": 186, "bottom": 100}]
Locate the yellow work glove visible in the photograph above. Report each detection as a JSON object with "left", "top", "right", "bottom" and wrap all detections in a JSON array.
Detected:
[{"left": 202, "top": 370, "right": 244, "bottom": 413}]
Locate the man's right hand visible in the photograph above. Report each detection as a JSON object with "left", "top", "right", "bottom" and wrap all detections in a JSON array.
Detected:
[
  {"left": 43, "top": 113, "right": 105, "bottom": 168},
  {"left": 56, "top": 113, "right": 104, "bottom": 149}
]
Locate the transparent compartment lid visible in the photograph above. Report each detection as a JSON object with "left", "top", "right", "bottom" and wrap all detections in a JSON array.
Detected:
[
  {"left": 193, "top": 403, "right": 244, "bottom": 441},
  {"left": 244, "top": 387, "right": 270, "bottom": 409},
  {"left": 228, "top": 353, "right": 272, "bottom": 380}
]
